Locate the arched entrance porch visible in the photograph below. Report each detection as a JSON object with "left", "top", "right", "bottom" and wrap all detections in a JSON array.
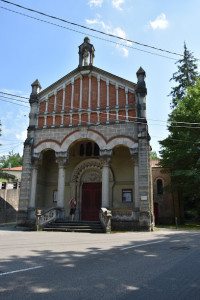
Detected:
[{"left": 70, "top": 158, "right": 114, "bottom": 221}]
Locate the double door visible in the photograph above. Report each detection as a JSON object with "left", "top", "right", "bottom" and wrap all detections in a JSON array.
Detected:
[{"left": 82, "top": 183, "right": 102, "bottom": 221}]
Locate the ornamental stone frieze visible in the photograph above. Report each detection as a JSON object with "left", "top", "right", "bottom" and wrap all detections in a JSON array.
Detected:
[{"left": 71, "top": 159, "right": 102, "bottom": 183}]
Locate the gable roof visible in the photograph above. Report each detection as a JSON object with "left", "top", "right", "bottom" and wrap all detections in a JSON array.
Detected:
[{"left": 38, "top": 65, "right": 136, "bottom": 98}]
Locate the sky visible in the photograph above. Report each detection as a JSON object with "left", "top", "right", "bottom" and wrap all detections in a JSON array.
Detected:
[{"left": 0, "top": 0, "right": 200, "bottom": 158}]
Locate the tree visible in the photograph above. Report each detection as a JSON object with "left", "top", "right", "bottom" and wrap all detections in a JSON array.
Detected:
[
  {"left": 151, "top": 151, "right": 158, "bottom": 160},
  {"left": 169, "top": 42, "right": 199, "bottom": 108},
  {"left": 159, "top": 79, "right": 200, "bottom": 218},
  {"left": 0, "top": 120, "right": 1, "bottom": 146},
  {"left": 0, "top": 152, "right": 23, "bottom": 170}
]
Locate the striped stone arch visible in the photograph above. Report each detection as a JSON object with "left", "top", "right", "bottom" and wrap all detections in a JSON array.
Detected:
[
  {"left": 34, "top": 140, "right": 61, "bottom": 154},
  {"left": 61, "top": 129, "right": 107, "bottom": 151},
  {"left": 105, "top": 136, "right": 138, "bottom": 150}
]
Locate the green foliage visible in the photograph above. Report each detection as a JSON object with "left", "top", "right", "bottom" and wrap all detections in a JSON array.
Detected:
[
  {"left": 169, "top": 43, "right": 199, "bottom": 108},
  {"left": 151, "top": 151, "right": 158, "bottom": 160},
  {"left": 0, "top": 120, "right": 1, "bottom": 146},
  {"left": 160, "top": 79, "right": 200, "bottom": 216},
  {"left": 0, "top": 152, "right": 23, "bottom": 170}
]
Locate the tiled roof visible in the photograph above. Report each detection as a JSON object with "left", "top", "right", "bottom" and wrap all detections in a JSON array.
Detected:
[
  {"left": 2, "top": 166, "right": 22, "bottom": 171},
  {"left": 151, "top": 160, "right": 160, "bottom": 168}
]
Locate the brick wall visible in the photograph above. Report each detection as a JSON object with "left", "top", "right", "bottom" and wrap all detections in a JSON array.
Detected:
[{"left": 37, "top": 75, "right": 136, "bottom": 129}]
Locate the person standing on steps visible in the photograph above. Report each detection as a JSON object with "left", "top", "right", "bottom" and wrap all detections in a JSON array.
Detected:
[{"left": 69, "top": 197, "right": 77, "bottom": 221}]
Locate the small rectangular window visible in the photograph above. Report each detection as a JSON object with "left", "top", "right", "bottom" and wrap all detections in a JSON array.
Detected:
[{"left": 122, "top": 189, "right": 133, "bottom": 202}]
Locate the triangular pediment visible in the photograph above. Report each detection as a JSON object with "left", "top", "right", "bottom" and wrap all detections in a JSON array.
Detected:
[{"left": 38, "top": 66, "right": 136, "bottom": 99}]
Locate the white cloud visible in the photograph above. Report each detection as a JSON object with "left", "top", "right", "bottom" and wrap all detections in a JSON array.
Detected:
[
  {"left": 88, "top": 0, "right": 104, "bottom": 7},
  {"left": 112, "top": 0, "right": 125, "bottom": 11},
  {"left": 85, "top": 17, "right": 110, "bottom": 31},
  {"left": 149, "top": 13, "right": 169, "bottom": 30},
  {"left": 16, "top": 130, "right": 27, "bottom": 141},
  {"left": 85, "top": 17, "right": 131, "bottom": 57}
]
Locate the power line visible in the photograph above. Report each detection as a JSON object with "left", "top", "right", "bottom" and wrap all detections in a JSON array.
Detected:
[
  {"left": 0, "top": 98, "right": 29, "bottom": 108},
  {"left": 2, "top": 91, "right": 200, "bottom": 128},
  {"left": 0, "top": 0, "right": 185, "bottom": 58},
  {"left": 0, "top": 95, "right": 29, "bottom": 104},
  {"left": 0, "top": 142, "right": 24, "bottom": 154},
  {"left": 151, "top": 135, "right": 200, "bottom": 144},
  {"left": 0, "top": 91, "right": 29, "bottom": 99},
  {"left": 0, "top": 6, "right": 177, "bottom": 61}
]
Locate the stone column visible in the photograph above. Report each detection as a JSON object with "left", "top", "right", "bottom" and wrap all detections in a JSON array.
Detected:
[
  {"left": 62, "top": 84, "right": 65, "bottom": 112},
  {"left": 70, "top": 78, "right": 74, "bottom": 111},
  {"left": 28, "top": 154, "right": 42, "bottom": 220},
  {"left": 115, "top": 84, "right": 119, "bottom": 108},
  {"left": 100, "top": 149, "right": 112, "bottom": 208},
  {"left": 106, "top": 79, "right": 109, "bottom": 109},
  {"left": 55, "top": 151, "right": 69, "bottom": 218},
  {"left": 54, "top": 90, "right": 57, "bottom": 112},
  {"left": 88, "top": 74, "right": 91, "bottom": 110},
  {"left": 79, "top": 75, "right": 83, "bottom": 111},
  {"left": 125, "top": 87, "right": 128, "bottom": 107},
  {"left": 130, "top": 148, "right": 139, "bottom": 209},
  {"left": 97, "top": 75, "right": 100, "bottom": 109}
]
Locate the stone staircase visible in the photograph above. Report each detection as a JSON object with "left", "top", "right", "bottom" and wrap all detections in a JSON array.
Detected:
[{"left": 43, "top": 219, "right": 105, "bottom": 233}]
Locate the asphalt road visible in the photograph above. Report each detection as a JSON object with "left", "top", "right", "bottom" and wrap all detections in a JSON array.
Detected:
[{"left": 0, "top": 228, "right": 200, "bottom": 300}]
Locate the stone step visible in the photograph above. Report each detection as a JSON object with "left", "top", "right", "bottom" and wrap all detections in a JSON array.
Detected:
[
  {"left": 43, "top": 220, "right": 104, "bottom": 233},
  {"left": 49, "top": 224, "right": 102, "bottom": 229},
  {"left": 43, "top": 227, "right": 104, "bottom": 233}
]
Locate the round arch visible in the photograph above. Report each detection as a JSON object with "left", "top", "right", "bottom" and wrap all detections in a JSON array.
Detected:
[
  {"left": 34, "top": 140, "right": 61, "bottom": 154},
  {"left": 106, "top": 136, "right": 138, "bottom": 150},
  {"left": 61, "top": 129, "right": 106, "bottom": 151}
]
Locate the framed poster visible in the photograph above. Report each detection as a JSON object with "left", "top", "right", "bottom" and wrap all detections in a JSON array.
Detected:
[
  {"left": 53, "top": 190, "right": 58, "bottom": 203},
  {"left": 122, "top": 189, "right": 133, "bottom": 202}
]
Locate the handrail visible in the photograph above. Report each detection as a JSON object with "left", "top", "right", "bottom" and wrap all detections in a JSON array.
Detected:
[
  {"left": 35, "top": 207, "right": 62, "bottom": 230},
  {"left": 99, "top": 208, "right": 112, "bottom": 233}
]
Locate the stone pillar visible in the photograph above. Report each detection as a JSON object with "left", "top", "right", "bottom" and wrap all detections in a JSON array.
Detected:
[
  {"left": 28, "top": 153, "right": 42, "bottom": 220},
  {"left": 70, "top": 78, "right": 74, "bottom": 111},
  {"left": 115, "top": 84, "right": 119, "bottom": 108},
  {"left": 125, "top": 87, "right": 128, "bottom": 107},
  {"left": 106, "top": 79, "right": 109, "bottom": 109},
  {"left": 97, "top": 75, "right": 100, "bottom": 109},
  {"left": 88, "top": 74, "right": 91, "bottom": 110},
  {"left": 130, "top": 148, "right": 139, "bottom": 210},
  {"left": 62, "top": 85, "right": 65, "bottom": 112},
  {"left": 55, "top": 151, "right": 69, "bottom": 218},
  {"left": 18, "top": 139, "right": 33, "bottom": 225},
  {"left": 54, "top": 90, "right": 57, "bottom": 112},
  {"left": 79, "top": 75, "right": 83, "bottom": 110},
  {"left": 116, "top": 109, "right": 119, "bottom": 123},
  {"left": 100, "top": 149, "right": 112, "bottom": 208},
  {"left": 135, "top": 67, "right": 153, "bottom": 231}
]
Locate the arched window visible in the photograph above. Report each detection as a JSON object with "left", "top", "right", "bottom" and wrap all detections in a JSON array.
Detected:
[
  {"left": 157, "top": 179, "right": 163, "bottom": 195},
  {"left": 94, "top": 143, "right": 99, "bottom": 156},
  {"left": 80, "top": 144, "right": 84, "bottom": 156},
  {"left": 86, "top": 142, "right": 92, "bottom": 156}
]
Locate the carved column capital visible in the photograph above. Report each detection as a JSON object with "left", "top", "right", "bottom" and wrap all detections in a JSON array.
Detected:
[
  {"left": 100, "top": 149, "right": 112, "bottom": 165},
  {"left": 130, "top": 148, "right": 138, "bottom": 164},
  {"left": 55, "top": 151, "right": 69, "bottom": 168},
  {"left": 32, "top": 153, "right": 43, "bottom": 168}
]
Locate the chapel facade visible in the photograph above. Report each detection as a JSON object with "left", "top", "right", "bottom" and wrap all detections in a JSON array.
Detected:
[{"left": 18, "top": 37, "right": 153, "bottom": 231}]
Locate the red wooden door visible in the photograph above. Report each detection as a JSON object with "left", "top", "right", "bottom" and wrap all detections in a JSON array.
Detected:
[{"left": 82, "top": 183, "right": 102, "bottom": 221}]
